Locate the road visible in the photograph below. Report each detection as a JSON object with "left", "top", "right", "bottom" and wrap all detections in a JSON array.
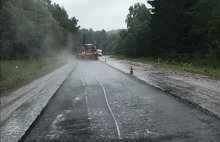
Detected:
[{"left": 21, "top": 60, "right": 220, "bottom": 142}]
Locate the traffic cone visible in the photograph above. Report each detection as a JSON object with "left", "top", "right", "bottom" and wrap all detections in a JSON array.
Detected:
[{"left": 130, "top": 66, "right": 133, "bottom": 74}]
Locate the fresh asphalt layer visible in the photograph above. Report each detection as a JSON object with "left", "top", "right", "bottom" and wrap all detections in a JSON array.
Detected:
[{"left": 21, "top": 60, "right": 220, "bottom": 142}]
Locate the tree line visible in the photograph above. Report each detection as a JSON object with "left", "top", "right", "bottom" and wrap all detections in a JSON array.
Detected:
[
  {"left": 1, "top": 0, "right": 219, "bottom": 68},
  {"left": 80, "top": 28, "right": 107, "bottom": 51},
  {"left": 104, "top": 1, "right": 220, "bottom": 68},
  {"left": 1, "top": 0, "right": 80, "bottom": 60}
]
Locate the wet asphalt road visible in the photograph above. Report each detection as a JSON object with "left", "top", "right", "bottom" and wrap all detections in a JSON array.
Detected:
[{"left": 21, "top": 60, "right": 220, "bottom": 142}]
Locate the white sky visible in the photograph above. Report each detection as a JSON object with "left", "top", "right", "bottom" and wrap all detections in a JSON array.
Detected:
[{"left": 51, "top": 0, "right": 151, "bottom": 31}]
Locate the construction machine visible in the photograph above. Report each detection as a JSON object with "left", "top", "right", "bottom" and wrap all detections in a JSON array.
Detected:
[{"left": 76, "top": 44, "right": 98, "bottom": 60}]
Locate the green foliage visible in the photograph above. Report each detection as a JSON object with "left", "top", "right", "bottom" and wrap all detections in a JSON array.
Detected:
[
  {"left": 125, "top": 3, "right": 151, "bottom": 57},
  {"left": 0, "top": 0, "right": 80, "bottom": 60},
  {"left": 126, "top": 3, "right": 150, "bottom": 37},
  {"left": 147, "top": 0, "right": 220, "bottom": 67},
  {"left": 148, "top": 0, "right": 197, "bottom": 60},
  {"left": 112, "top": 55, "right": 220, "bottom": 79},
  {"left": 47, "top": 3, "right": 80, "bottom": 34},
  {"left": 80, "top": 28, "right": 107, "bottom": 50},
  {"left": 190, "top": 0, "right": 220, "bottom": 61},
  {"left": 104, "top": 31, "right": 121, "bottom": 54},
  {"left": 115, "top": 29, "right": 128, "bottom": 55},
  {"left": 109, "top": 0, "right": 220, "bottom": 70},
  {"left": 0, "top": 58, "right": 65, "bottom": 91},
  {"left": 93, "top": 3, "right": 151, "bottom": 56},
  {"left": 111, "top": 3, "right": 151, "bottom": 57}
]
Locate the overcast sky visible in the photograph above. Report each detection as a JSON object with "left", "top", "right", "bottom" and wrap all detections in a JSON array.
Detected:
[{"left": 51, "top": 0, "right": 151, "bottom": 31}]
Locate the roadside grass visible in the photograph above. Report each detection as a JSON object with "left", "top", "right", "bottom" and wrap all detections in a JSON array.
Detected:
[
  {"left": 0, "top": 58, "right": 67, "bottom": 93},
  {"left": 111, "top": 55, "right": 220, "bottom": 79}
]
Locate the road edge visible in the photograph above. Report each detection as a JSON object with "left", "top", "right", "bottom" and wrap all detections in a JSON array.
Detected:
[
  {"left": 1, "top": 62, "right": 78, "bottom": 142},
  {"left": 99, "top": 57, "right": 220, "bottom": 119}
]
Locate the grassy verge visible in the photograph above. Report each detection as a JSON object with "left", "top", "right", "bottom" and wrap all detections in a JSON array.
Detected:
[
  {"left": 0, "top": 58, "right": 67, "bottom": 93},
  {"left": 111, "top": 55, "right": 220, "bottom": 79}
]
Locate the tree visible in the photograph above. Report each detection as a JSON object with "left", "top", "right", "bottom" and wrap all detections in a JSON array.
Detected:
[
  {"left": 0, "top": 0, "right": 80, "bottom": 60},
  {"left": 190, "top": 0, "right": 220, "bottom": 67},
  {"left": 124, "top": 3, "right": 151, "bottom": 57},
  {"left": 126, "top": 3, "right": 150, "bottom": 37},
  {"left": 80, "top": 29, "right": 107, "bottom": 46},
  {"left": 104, "top": 31, "right": 120, "bottom": 54},
  {"left": 47, "top": 3, "right": 79, "bottom": 34},
  {"left": 41, "top": 0, "right": 51, "bottom": 6},
  {"left": 148, "top": 0, "right": 197, "bottom": 61},
  {"left": 115, "top": 29, "right": 128, "bottom": 55}
]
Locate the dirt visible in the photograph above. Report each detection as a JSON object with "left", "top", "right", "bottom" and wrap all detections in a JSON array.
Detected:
[
  {"left": 1, "top": 56, "right": 219, "bottom": 142},
  {"left": 0, "top": 61, "right": 77, "bottom": 142},
  {"left": 100, "top": 56, "right": 220, "bottom": 118}
]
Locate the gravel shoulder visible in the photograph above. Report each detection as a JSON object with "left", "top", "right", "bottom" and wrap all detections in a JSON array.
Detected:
[
  {"left": 100, "top": 56, "right": 220, "bottom": 118},
  {"left": 1, "top": 56, "right": 219, "bottom": 142},
  {"left": 0, "top": 61, "right": 77, "bottom": 142}
]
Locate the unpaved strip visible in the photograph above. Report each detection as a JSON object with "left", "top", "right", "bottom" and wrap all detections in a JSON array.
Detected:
[
  {"left": 0, "top": 61, "right": 77, "bottom": 142},
  {"left": 99, "top": 56, "right": 220, "bottom": 118}
]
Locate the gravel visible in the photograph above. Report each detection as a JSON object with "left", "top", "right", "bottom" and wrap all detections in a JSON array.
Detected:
[
  {"left": 0, "top": 61, "right": 77, "bottom": 142},
  {"left": 1, "top": 56, "right": 219, "bottom": 142},
  {"left": 99, "top": 56, "right": 220, "bottom": 118}
]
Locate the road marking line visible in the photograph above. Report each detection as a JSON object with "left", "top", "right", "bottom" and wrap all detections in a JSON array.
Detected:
[
  {"left": 73, "top": 97, "right": 82, "bottom": 103},
  {"left": 146, "top": 129, "right": 158, "bottom": 135},
  {"left": 85, "top": 96, "right": 88, "bottom": 104},
  {"left": 65, "top": 110, "right": 71, "bottom": 114},
  {"left": 81, "top": 77, "right": 91, "bottom": 120},
  {"left": 81, "top": 75, "right": 85, "bottom": 86},
  {"left": 94, "top": 74, "right": 122, "bottom": 139},
  {"left": 48, "top": 114, "right": 64, "bottom": 139}
]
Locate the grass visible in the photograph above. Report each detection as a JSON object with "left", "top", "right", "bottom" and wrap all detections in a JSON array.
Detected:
[
  {"left": 111, "top": 55, "right": 220, "bottom": 79},
  {"left": 0, "top": 58, "right": 67, "bottom": 93}
]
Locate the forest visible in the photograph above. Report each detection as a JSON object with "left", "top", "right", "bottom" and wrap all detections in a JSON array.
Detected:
[
  {"left": 1, "top": 0, "right": 220, "bottom": 69},
  {"left": 104, "top": 1, "right": 220, "bottom": 68},
  {"left": 1, "top": 0, "right": 80, "bottom": 60}
]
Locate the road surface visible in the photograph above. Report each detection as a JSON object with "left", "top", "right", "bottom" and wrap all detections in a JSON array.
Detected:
[{"left": 21, "top": 60, "right": 220, "bottom": 142}]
